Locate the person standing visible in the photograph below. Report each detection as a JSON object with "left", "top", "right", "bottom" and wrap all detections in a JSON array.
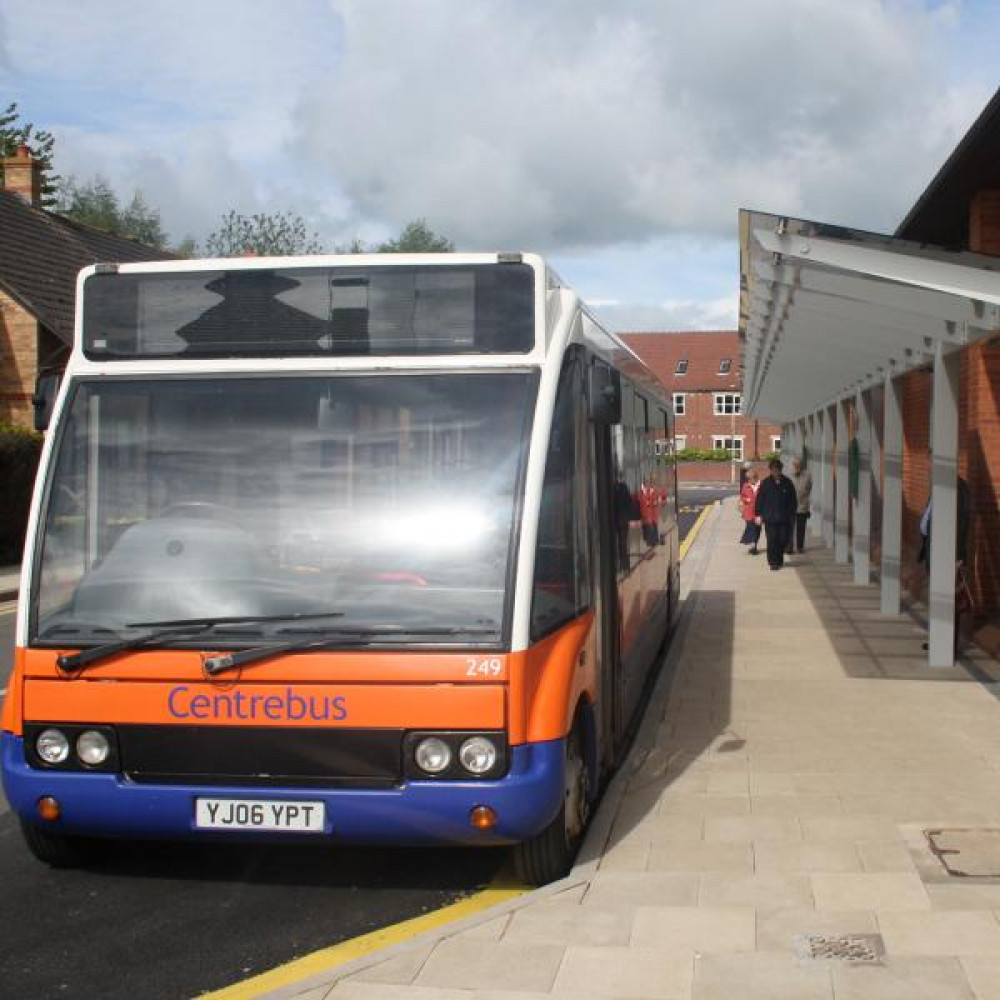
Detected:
[
  {"left": 755, "top": 458, "right": 798, "bottom": 570},
  {"left": 739, "top": 466, "right": 761, "bottom": 555},
  {"left": 786, "top": 456, "right": 813, "bottom": 554}
]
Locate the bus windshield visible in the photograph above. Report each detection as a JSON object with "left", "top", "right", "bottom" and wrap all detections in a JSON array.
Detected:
[{"left": 33, "top": 372, "right": 537, "bottom": 647}]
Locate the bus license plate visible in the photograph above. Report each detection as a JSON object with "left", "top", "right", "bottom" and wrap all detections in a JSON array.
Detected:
[{"left": 195, "top": 798, "right": 325, "bottom": 833}]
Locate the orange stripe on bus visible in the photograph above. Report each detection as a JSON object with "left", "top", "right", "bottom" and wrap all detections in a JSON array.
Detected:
[
  {"left": 1, "top": 646, "right": 26, "bottom": 735},
  {"left": 19, "top": 648, "right": 509, "bottom": 684},
  {"left": 22, "top": 680, "right": 505, "bottom": 730}
]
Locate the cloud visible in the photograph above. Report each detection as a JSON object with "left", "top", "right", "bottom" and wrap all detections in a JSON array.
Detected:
[
  {"left": 1, "top": 0, "right": 995, "bottom": 296},
  {"left": 2, "top": 0, "right": 347, "bottom": 243},
  {"left": 590, "top": 293, "right": 739, "bottom": 333},
  {"left": 0, "top": 7, "right": 10, "bottom": 73},
  {"left": 292, "top": 0, "right": 991, "bottom": 250}
]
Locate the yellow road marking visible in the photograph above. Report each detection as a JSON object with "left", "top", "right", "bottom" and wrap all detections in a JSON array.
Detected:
[
  {"left": 198, "top": 867, "right": 526, "bottom": 999},
  {"left": 196, "top": 499, "right": 715, "bottom": 998},
  {"left": 679, "top": 502, "right": 715, "bottom": 561}
]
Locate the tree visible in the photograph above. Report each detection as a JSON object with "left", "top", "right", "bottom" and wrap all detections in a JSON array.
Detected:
[
  {"left": 173, "top": 237, "right": 199, "bottom": 259},
  {"left": 376, "top": 218, "right": 453, "bottom": 253},
  {"left": 0, "top": 102, "right": 60, "bottom": 207},
  {"left": 205, "top": 211, "right": 324, "bottom": 257},
  {"left": 58, "top": 176, "right": 168, "bottom": 249},
  {"left": 119, "top": 191, "right": 167, "bottom": 249}
]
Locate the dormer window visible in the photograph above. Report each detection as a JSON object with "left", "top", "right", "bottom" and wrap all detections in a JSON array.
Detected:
[
  {"left": 718, "top": 358, "right": 732, "bottom": 374},
  {"left": 675, "top": 359, "right": 688, "bottom": 375}
]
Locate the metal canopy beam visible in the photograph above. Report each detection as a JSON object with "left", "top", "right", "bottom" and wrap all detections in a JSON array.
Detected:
[
  {"left": 752, "top": 258, "right": 1000, "bottom": 327},
  {"left": 748, "top": 285, "right": 970, "bottom": 346},
  {"left": 741, "top": 211, "right": 1000, "bottom": 426},
  {"left": 753, "top": 227, "right": 1000, "bottom": 306}
]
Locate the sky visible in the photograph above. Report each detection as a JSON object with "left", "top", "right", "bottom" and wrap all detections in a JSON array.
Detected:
[{"left": 0, "top": 0, "right": 996, "bottom": 332}]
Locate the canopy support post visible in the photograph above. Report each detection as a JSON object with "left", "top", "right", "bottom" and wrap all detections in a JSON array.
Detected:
[
  {"left": 853, "top": 388, "right": 872, "bottom": 585},
  {"left": 835, "top": 398, "right": 850, "bottom": 563},
  {"left": 927, "top": 344, "right": 960, "bottom": 667},
  {"left": 881, "top": 373, "right": 903, "bottom": 616}
]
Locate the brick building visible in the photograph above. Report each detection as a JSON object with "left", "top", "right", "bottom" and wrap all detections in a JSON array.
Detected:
[
  {"left": 886, "top": 92, "right": 1000, "bottom": 621},
  {"left": 0, "top": 146, "right": 169, "bottom": 426},
  {"left": 622, "top": 330, "right": 781, "bottom": 461}
]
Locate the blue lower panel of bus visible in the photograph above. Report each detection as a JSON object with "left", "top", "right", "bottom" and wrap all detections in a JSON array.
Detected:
[{"left": 1, "top": 733, "right": 564, "bottom": 846}]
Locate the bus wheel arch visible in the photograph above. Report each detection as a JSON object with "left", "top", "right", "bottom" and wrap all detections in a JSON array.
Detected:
[{"left": 513, "top": 704, "right": 593, "bottom": 886}]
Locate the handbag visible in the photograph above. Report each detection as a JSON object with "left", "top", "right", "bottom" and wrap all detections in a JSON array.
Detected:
[{"left": 956, "top": 564, "right": 975, "bottom": 615}]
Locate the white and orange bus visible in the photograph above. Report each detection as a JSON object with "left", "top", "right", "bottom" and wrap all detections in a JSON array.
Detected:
[{"left": 1, "top": 253, "right": 678, "bottom": 884}]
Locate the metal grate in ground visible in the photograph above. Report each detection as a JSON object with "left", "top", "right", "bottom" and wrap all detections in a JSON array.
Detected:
[{"left": 793, "top": 933, "right": 885, "bottom": 964}]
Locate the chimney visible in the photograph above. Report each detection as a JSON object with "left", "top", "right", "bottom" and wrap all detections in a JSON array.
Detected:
[{"left": 2, "top": 144, "right": 42, "bottom": 205}]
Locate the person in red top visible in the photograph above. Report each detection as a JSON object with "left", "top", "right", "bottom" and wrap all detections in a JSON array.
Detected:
[
  {"left": 739, "top": 465, "right": 761, "bottom": 555},
  {"left": 639, "top": 479, "right": 666, "bottom": 547}
]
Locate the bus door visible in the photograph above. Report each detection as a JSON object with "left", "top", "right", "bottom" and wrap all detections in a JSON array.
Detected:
[{"left": 589, "top": 368, "right": 631, "bottom": 765}]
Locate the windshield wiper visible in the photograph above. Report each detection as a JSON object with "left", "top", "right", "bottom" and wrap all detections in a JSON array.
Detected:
[
  {"left": 204, "top": 627, "right": 498, "bottom": 676},
  {"left": 54, "top": 612, "right": 344, "bottom": 674}
]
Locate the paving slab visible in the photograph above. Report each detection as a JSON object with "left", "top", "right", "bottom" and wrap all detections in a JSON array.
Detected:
[{"left": 264, "top": 504, "right": 1000, "bottom": 1000}]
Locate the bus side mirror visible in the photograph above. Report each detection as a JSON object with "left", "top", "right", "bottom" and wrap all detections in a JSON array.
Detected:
[
  {"left": 32, "top": 370, "right": 61, "bottom": 432},
  {"left": 588, "top": 365, "right": 621, "bottom": 424}
]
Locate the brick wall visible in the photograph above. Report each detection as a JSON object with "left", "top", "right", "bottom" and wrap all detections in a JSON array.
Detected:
[
  {"left": 673, "top": 389, "right": 780, "bottom": 458},
  {"left": 961, "top": 340, "right": 1000, "bottom": 618},
  {"left": 0, "top": 289, "right": 39, "bottom": 426},
  {"left": 676, "top": 461, "right": 739, "bottom": 484}
]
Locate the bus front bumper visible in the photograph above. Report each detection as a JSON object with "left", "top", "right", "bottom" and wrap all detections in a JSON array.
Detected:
[{"left": 1, "top": 733, "right": 565, "bottom": 846}]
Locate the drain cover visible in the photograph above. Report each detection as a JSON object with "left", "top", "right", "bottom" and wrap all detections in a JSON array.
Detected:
[
  {"left": 926, "top": 828, "right": 1000, "bottom": 878},
  {"left": 794, "top": 934, "right": 885, "bottom": 964}
]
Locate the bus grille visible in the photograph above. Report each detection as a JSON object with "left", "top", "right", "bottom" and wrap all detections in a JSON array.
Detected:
[{"left": 117, "top": 725, "right": 403, "bottom": 787}]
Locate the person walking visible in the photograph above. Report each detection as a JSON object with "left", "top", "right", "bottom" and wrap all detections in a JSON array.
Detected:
[
  {"left": 786, "top": 456, "right": 813, "bottom": 554},
  {"left": 739, "top": 465, "right": 761, "bottom": 555},
  {"left": 756, "top": 458, "right": 798, "bottom": 570}
]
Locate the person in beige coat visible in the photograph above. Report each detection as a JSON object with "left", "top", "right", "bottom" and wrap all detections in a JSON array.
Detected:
[{"left": 786, "top": 456, "right": 813, "bottom": 554}]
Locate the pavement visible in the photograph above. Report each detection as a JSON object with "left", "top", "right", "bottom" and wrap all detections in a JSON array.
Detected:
[{"left": 253, "top": 500, "right": 1000, "bottom": 1000}]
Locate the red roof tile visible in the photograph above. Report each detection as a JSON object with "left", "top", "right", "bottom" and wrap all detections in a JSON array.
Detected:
[{"left": 622, "top": 331, "right": 743, "bottom": 393}]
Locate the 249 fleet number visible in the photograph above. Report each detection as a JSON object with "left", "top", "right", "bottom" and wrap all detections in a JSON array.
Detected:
[{"left": 466, "top": 657, "right": 503, "bottom": 677}]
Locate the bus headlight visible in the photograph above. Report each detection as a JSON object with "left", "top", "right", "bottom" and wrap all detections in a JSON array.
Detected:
[
  {"left": 76, "top": 730, "right": 111, "bottom": 766},
  {"left": 459, "top": 736, "right": 497, "bottom": 775},
  {"left": 36, "top": 728, "right": 70, "bottom": 765},
  {"left": 414, "top": 737, "right": 452, "bottom": 775}
]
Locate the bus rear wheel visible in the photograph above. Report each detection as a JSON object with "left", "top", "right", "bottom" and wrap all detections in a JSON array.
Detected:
[
  {"left": 513, "top": 722, "right": 590, "bottom": 886},
  {"left": 19, "top": 819, "right": 93, "bottom": 868}
]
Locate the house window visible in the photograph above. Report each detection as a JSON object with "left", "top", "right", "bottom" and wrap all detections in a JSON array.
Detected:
[
  {"left": 772, "top": 436, "right": 781, "bottom": 452},
  {"left": 672, "top": 392, "right": 686, "bottom": 416},
  {"left": 718, "top": 358, "right": 732, "bottom": 374},
  {"left": 712, "top": 436, "right": 744, "bottom": 460},
  {"left": 713, "top": 393, "right": 741, "bottom": 415},
  {"left": 675, "top": 359, "right": 688, "bottom": 375},
  {"left": 674, "top": 435, "right": 687, "bottom": 451}
]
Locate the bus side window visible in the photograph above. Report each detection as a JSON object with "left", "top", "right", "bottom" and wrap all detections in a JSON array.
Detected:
[{"left": 530, "top": 358, "right": 590, "bottom": 640}]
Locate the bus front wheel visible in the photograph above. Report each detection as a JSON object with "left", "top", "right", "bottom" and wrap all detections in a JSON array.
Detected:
[
  {"left": 19, "top": 819, "right": 93, "bottom": 868},
  {"left": 513, "top": 722, "right": 590, "bottom": 886}
]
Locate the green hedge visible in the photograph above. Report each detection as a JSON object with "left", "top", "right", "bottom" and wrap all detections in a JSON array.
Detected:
[
  {"left": 662, "top": 449, "right": 782, "bottom": 465},
  {"left": 0, "top": 424, "right": 43, "bottom": 563},
  {"left": 673, "top": 448, "right": 734, "bottom": 462}
]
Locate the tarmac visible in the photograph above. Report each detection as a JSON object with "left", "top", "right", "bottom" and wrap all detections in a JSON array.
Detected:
[{"left": 245, "top": 499, "right": 1000, "bottom": 1000}]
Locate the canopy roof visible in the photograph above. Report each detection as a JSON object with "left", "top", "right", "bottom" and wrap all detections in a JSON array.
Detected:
[{"left": 739, "top": 210, "right": 1000, "bottom": 422}]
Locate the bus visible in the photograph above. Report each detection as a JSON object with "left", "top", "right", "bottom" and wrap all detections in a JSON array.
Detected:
[{"left": 1, "top": 253, "right": 679, "bottom": 885}]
